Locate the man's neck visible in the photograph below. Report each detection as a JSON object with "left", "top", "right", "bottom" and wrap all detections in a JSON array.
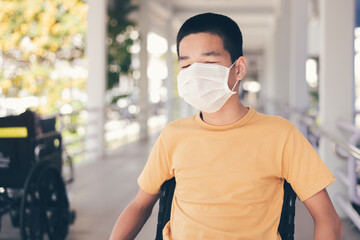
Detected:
[{"left": 201, "top": 96, "right": 249, "bottom": 126}]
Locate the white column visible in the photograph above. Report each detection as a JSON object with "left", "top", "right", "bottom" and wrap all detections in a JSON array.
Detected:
[
  {"left": 165, "top": 3, "right": 174, "bottom": 123},
  {"left": 257, "top": 59, "right": 265, "bottom": 112},
  {"left": 187, "top": 103, "right": 197, "bottom": 116},
  {"left": 319, "top": 0, "right": 355, "bottom": 217},
  {"left": 86, "top": 0, "right": 106, "bottom": 158},
  {"left": 275, "top": 0, "right": 291, "bottom": 108},
  {"left": 263, "top": 32, "right": 277, "bottom": 115},
  {"left": 264, "top": 0, "right": 291, "bottom": 116},
  {"left": 289, "top": 0, "right": 309, "bottom": 135},
  {"left": 178, "top": 99, "right": 187, "bottom": 118},
  {"left": 139, "top": 0, "right": 149, "bottom": 139}
]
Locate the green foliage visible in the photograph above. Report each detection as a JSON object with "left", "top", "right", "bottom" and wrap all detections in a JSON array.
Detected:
[
  {"left": 0, "top": 0, "right": 88, "bottom": 114},
  {"left": 107, "top": 0, "right": 138, "bottom": 90},
  {"left": 0, "top": 0, "right": 139, "bottom": 113}
]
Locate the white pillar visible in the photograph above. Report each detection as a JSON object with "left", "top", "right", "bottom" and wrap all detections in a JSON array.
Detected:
[
  {"left": 139, "top": 0, "right": 149, "bottom": 139},
  {"left": 187, "top": 103, "right": 197, "bottom": 116},
  {"left": 319, "top": 0, "right": 355, "bottom": 217},
  {"left": 263, "top": 32, "right": 277, "bottom": 115},
  {"left": 264, "top": 0, "right": 291, "bottom": 116},
  {"left": 86, "top": 0, "right": 106, "bottom": 158},
  {"left": 257, "top": 59, "right": 265, "bottom": 112},
  {"left": 165, "top": 3, "right": 174, "bottom": 123},
  {"left": 276, "top": 0, "right": 291, "bottom": 117},
  {"left": 178, "top": 99, "right": 187, "bottom": 118},
  {"left": 289, "top": 0, "right": 309, "bottom": 134}
]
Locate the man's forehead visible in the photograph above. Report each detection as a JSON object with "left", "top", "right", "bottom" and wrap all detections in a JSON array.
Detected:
[{"left": 178, "top": 33, "right": 225, "bottom": 56}]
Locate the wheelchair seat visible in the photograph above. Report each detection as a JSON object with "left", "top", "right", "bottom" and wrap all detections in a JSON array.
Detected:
[{"left": 155, "top": 178, "right": 297, "bottom": 240}]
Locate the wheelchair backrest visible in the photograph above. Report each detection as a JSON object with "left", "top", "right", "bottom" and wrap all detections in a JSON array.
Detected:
[
  {"left": 40, "top": 116, "right": 56, "bottom": 133},
  {"left": 155, "top": 178, "right": 297, "bottom": 240},
  {"left": 0, "top": 110, "right": 37, "bottom": 187}
]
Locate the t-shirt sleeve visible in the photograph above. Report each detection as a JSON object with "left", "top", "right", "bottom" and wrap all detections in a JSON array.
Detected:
[
  {"left": 282, "top": 125, "right": 336, "bottom": 201},
  {"left": 137, "top": 133, "right": 174, "bottom": 195}
]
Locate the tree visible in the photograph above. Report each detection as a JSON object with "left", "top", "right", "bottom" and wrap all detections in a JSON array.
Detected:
[
  {"left": 0, "top": 0, "right": 88, "bottom": 114},
  {"left": 0, "top": 0, "right": 139, "bottom": 113},
  {"left": 107, "top": 0, "right": 138, "bottom": 90}
]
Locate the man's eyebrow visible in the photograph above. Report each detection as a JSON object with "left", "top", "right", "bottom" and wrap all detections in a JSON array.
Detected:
[
  {"left": 178, "top": 56, "right": 189, "bottom": 61},
  {"left": 178, "top": 51, "right": 221, "bottom": 61},
  {"left": 201, "top": 51, "right": 221, "bottom": 56}
]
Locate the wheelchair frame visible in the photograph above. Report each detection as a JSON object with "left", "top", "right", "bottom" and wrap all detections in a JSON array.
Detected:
[
  {"left": 0, "top": 110, "right": 75, "bottom": 240},
  {"left": 155, "top": 178, "right": 297, "bottom": 240}
]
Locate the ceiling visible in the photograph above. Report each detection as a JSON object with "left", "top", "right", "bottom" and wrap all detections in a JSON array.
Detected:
[{"left": 146, "top": 0, "right": 282, "bottom": 55}]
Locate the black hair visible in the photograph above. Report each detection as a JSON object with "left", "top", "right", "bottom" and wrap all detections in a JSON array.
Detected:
[{"left": 176, "top": 12, "right": 243, "bottom": 62}]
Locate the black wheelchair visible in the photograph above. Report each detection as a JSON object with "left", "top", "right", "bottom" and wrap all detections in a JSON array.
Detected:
[
  {"left": 0, "top": 110, "right": 75, "bottom": 239},
  {"left": 156, "top": 178, "right": 297, "bottom": 240}
]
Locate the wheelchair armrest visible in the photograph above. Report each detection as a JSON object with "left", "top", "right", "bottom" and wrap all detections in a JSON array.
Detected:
[
  {"left": 34, "top": 131, "right": 62, "bottom": 162},
  {"left": 36, "top": 131, "right": 62, "bottom": 142}
]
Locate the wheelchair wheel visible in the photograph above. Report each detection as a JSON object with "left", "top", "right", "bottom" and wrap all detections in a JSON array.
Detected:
[{"left": 20, "top": 164, "right": 70, "bottom": 240}]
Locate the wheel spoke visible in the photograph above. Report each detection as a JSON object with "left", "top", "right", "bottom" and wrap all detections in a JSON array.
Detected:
[
  {"left": 42, "top": 208, "right": 53, "bottom": 239},
  {"left": 21, "top": 166, "right": 70, "bottom": 240}
]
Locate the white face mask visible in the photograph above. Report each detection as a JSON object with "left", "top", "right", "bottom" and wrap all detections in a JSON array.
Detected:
[{"left": 177, "top": 62, "right": 239, "bottom": 113}]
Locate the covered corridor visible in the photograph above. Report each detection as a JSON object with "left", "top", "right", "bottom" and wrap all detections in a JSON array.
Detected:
[{"left": 1, "top": 0, "right": 360, "bottom": 239}]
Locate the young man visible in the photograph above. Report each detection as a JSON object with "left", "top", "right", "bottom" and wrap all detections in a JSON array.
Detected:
[{"left": 110, "top": 13, "right": 343, "bottom": 240}]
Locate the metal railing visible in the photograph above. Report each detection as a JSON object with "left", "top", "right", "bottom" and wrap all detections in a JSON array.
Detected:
[
  {"left": 267, "top": 101, "right": 360, "bottom": 229},
  {"left": 58, "top": 103, "right": 165, "bottom": 161},
  {"left": 59, "top": 108, "right": 100, "bottom": 162},
  {"left": 300, "top": 115, "right": 360, "bottom": 161},
  {"left": 264, "top": 101, "right": 360, "bottom": 161}
]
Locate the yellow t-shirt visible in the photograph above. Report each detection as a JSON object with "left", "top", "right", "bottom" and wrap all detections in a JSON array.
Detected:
[{"left": 138, "top": 107, "right": 335, "bottom": 240}]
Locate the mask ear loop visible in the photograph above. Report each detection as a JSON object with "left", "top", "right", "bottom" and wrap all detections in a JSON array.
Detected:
[
  {"left": 229, "top": 61, "right": 240, "bottom": 92},
  {"left": 231, "top": 79, "right": 240, "bottom": 92}
]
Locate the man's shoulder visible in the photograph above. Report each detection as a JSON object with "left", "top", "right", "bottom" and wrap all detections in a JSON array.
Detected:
[
  {"left": 251, "top": 111, "right": 294, "bottom": 130},
  {"left": 162, "top": 114, "right": 198, "bottom": 134}
]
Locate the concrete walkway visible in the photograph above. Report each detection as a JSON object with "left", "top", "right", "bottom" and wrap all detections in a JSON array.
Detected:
[
  {"left": 1, "top": 133, "right": 360, "bottom": 239},
  {"left": 67, "top": 137, "right": 159, "bottom": 240}
]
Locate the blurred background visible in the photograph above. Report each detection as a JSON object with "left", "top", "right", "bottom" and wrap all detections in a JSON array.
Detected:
[{"left": 1, "top": 0, "right": 360, "bottom": 239}]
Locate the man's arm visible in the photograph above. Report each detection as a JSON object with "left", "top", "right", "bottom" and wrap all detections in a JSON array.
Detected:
[
  {"left": 303, "top": 189, "right": 343, "bottom": 240},
  {"left": 109, "top": 188, "right": 159, "bottom": 240}
]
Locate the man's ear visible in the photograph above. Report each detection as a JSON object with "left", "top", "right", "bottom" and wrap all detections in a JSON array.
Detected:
[{"left": 235, "top": 56, "right": 247, "bottom": 80}]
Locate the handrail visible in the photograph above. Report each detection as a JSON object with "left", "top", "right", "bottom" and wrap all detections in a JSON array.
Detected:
[
  {"left": 58, "top": 104, "right": 141, "bottom": 156},
  {"left": 263, "top": 100, "right": 360, "bottom": 229},
  {"left": 58, "top": 108, "right": 101, "bottom": 163},
  {"left": 58, "top": 107, "right": 104, "bottom": 117},
  {"left": 267, "top": 100, "right": 360, "bottom": 161},
  {"left": 337, "top": 121, "right": 360, "bottom": 135},
  {"left": 299, "top": 114, "right": 360, "bottom": 161}
]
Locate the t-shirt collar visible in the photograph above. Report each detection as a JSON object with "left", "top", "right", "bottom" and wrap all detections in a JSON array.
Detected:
[{"left": 195, "top": 107, "right": 256, "bottom": 131}]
